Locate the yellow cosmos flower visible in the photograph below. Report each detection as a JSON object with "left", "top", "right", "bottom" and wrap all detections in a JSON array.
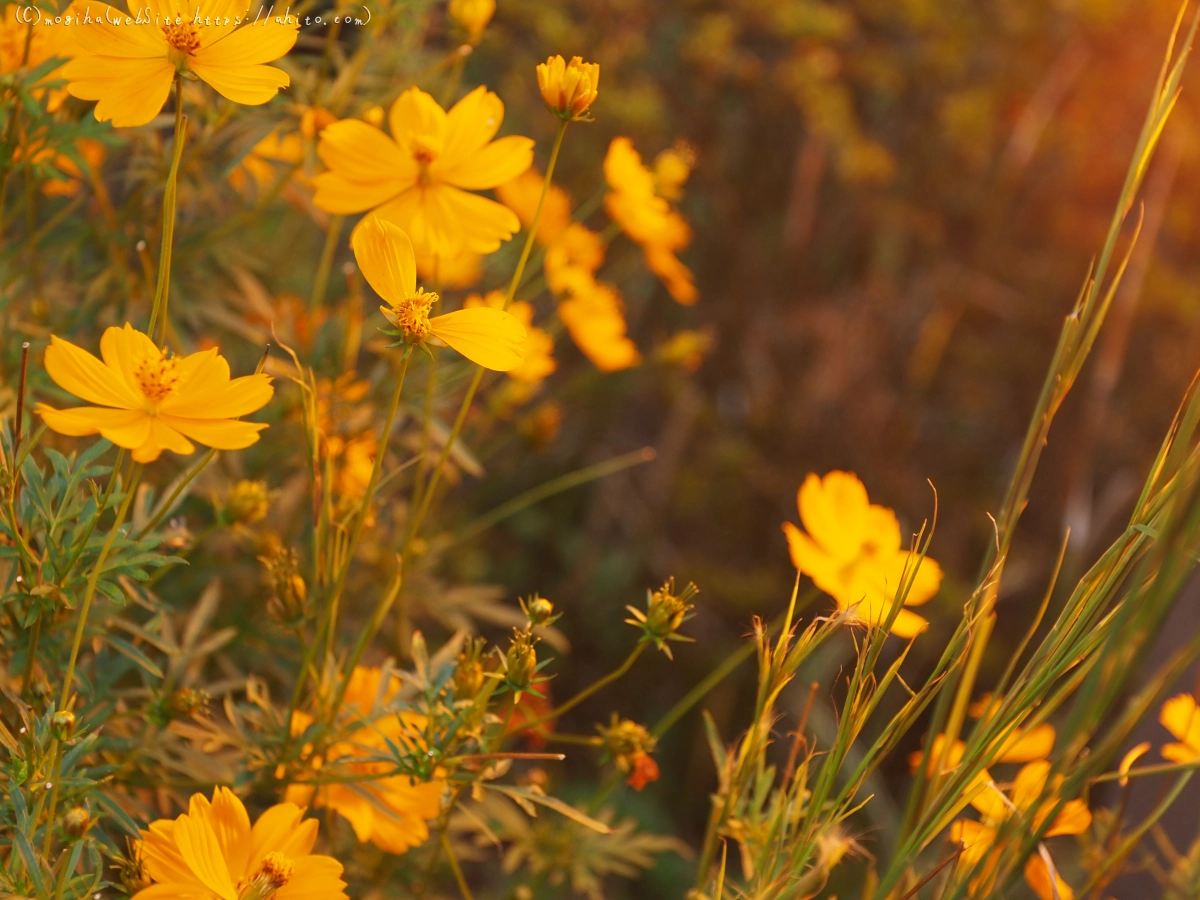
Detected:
[
  {"left": 536, "top": 55, "right": 600, "bottom": 121},
  {"left": 464, "top": 290, "right": 556, "bottom": 387},
  {"left": 604, "top": 136, "right": 698, "bottom": 305},
  {"left": 135, "top": 786, "right": 347, "bottom": 900},
  {"left": 314, "top": 86, "right": 533, "bottom": 258},
  {"left": 1159, "top": 693, "right": 1200, "bottom": 762},
  {"left": 558, "top": 279, "right": 640, "bottom": 373},
  {"left": 230, "top": 131, "right": 304, "bottom": 193},
  {"left": 496, "top": 167, "right": 573, "bottom": 246},
  {"left": 950, "top": 761, "right": 1091, "bottom": 900},
  {"left": 36, "top": 324, "right": 273, "bottom": 463},
  {"left": 286, "top": 667, "right": 444, "bottom": 855},
  {"left": 416, "top": 247, "right": 484, "bottom": 290},
  {"left": 782, "top": 470, "right": 942, "bottom": 638},
  {"left": 352, "top": 216, "right": 526, "bottom": 371},
  {"left": 1, "top": 7, "right": 72, "bottom": 110},
  {"left": 61, "top": 0, "right": 298, "bottom": 127}
]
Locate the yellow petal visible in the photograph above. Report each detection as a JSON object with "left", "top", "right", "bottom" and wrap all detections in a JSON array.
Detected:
[
  {"left": 431, "top": 307, "right": 527, "bottom": 371},
  {"left": 98, "top": 323, "right": 158, "bottom": 399},
  {"left": 948, "top": 819, "right": 995, "bottom": 868},
  {"left": 643, "top": 244, "right": 697, "bottom": 305},
  {"left": 797, "top": 471, "right": 871, "bottom": 562},
  {"left": 206, "top": 788, "right": 251, "bottom": 880},
  {"left": 139, "top": 820, "right": 201, "bottom": 889},
  {"left": 1011, "top": 760, "right": 1051, "bottom": 813},
  {"left": 190, "top": 61, "right": 290, "bottom": 106},
  {"left": 37, "top": 404, "right": 149, "bottom": 447},
  {"left": 42, "top": 336, "right": 137, "bottom": 409},
  {"left": 1162, "top": 742, "right": 1198, "bottom": 764},
  {"left": 63, "top": 54, "right": 175, "bottom": 127},
  {"left": 172, "top": 811, "right": 237, "bottom": 900},
  {"left": 1160, "top": 694, "right": 1200, "bottom": 752},
  {"left": 889, "top": 608, "right": 929, "bottom": 638},
  {"left": 997, "top": 724, "right": 1056, "bottom": 763},
  {"left": 1118, "top": 741, "right": 1151, "bottom": 786},
  {"left": 131, "top": 418, "right": 196, "bottom": 462},
  {"left": 192, "top": 19, "right": 297, "bottom": 67},
  {"left": 68, "top": 6, "right": 167, "bottom": 57},
  {"left": 439, "top": 85, "right": 502, "bottom": 166},
  {"left": 1025, "top": 854, "right": 1075, "bottom": 900},
  {"left": 248, "top": 804, "right": 317, "bottom": 871},
  {"left": 389, "top": 86, "right": 447, "bottom": 153},
  {"left": 133, "top": 883, "right": 214, "bottom": 900},
  {"left": 273, "top": 855, "right": 347, "bottom": 900},
  {"left": 159, "top": 416, "right": 268, "bottom": 450},
  {"left": 351, "top": 216, "right": 417, "bottom": 305},
  {"left": 968, "top": 773, "right": 1011, "bottom": 823},
  {"left": 439, "top": 135, "right": 534, "bottom": 191},
  {"left": 1045, "top": 799, "right": 1092, "bottom": 837}
]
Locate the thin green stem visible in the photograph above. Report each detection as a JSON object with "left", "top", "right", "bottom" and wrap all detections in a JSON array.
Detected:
[
  {"left": 441, "top": 830, "right": 474, "bottom": 900},
  {"left": 503, "top": 119, "right": 568, "bottom": 310},
  {"left": 135, "top": 448, "right": 216, "bottom": 539},
  {"left": 147, "top": 76, "right": 187, "bottom": 344},
  {"left": 310, "top": 215, "right": 344, "bottom": 310},
  {"left": 507, "top": 644, "right": 646, "bottom": 739}
]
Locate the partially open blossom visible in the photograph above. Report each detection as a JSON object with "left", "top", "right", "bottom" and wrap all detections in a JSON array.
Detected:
[
  {"left": 315, "top": 86, "right": 533, "bottom": 257},
  {"left": 286, "top": 667, "right": 443, "bottom": 855},
  {"left": 61, "top": 0, "right": 299, "bottom": 127},
  {"left": 537, "top": 55, "right": 600, "bottom": 121},
  {"left": 37, "top": 324, "right": 274, "bottom": 463},
  {"left": 782, "top": 471, "right": 942, "bottom": 638},
  {"left": 598, "top": 715, "right": 659, "bottom": 790},
  {"left": 625, "top": 578, "right": 697, "bottom": 658},
  {"left": 134, "top": 787, "right": 347, "bottom": 900},
  {"left": 352, "top": 217, "right": 526, "bottom": 371}
]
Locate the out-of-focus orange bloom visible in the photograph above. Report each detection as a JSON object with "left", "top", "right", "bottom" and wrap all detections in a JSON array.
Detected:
[
  {"left": 497, "top": 167, "right": 573, "bottom": 246},
  {"left": 464, "top": 290, "right": 556, "bottom": 391},
  {"left": 0, "top": 9, "right": 72, "bottom": 110},
  {"left": 558, "top": 279, "right": 640, "bottom": 372}
]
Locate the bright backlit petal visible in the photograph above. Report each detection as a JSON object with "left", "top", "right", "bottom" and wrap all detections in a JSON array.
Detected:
[
  {"left": 948, "top": 819, "right": 995, "bottom": 867},
  {"left": 36, "top": 405, "right": 144, "bottom": 439},
  {"left": 1160, "top": 694, "right": 1200, "bottom": 755},
  {"left": 205, "top": 788, "right": 251, "bottom": 881},
  {"left": 68, "top": 6, "right": 167, "bottom": 57},
  {"left": 172, "top": 813, "right": 237, "bottom": 900},
  {"left": 997, "top": 724, "right": 1056, "bottom": 763},
  {"left": 247, "top": 804, "right": 317, "bottom": 872},
  {"left": 1025, "top": 854, "right": 1075, "bottom": 900},
  {"left": 132, "top": 418, "right": 196, "bottom": 462},
  {"left": 1010, "top": 760, "right": 1051, "bottom": 813},
  {"left": 889, "top": 608, "right": 929, "bottom": 638},
  {"left": 797, "top": 471, "right": 871, "bottom": 562},
  {"left": 273, "top": 855, "right": 347, "bottom": 900},
  {"left": 44, "top": 334, "right": 139, "bottom": 408},
  {"left": 351, "top": 216, "right": 417, "bottom": 305},
  {"left": 439, "top": 86, "right": 503, "bottom": 166},
  {"left": 1045, "top": 799, "right": 1092, "bottom": 837},
  {"left": 139, "top": 820, "right": 199, "bottom": 889},
  {"left": 192, "top": 19, "right": 298, "bottom": 66},
  {"left": 99, "top": 323, "right": 159, "bottom": 400},
  {"left": 1118, "top": 741, "right": 1151, "bottom": 786},
  {"left": 388, "top": 86, "right": 447, "bottom": 153},
  {"left": 166, "top": 370, "right": 274, "bottom": 419},
  {"left": 431, "top": 307, "right": 527, "bottom": 371}
]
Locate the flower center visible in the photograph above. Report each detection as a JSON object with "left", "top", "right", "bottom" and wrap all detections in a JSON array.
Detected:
[
  {"left": 135, "top": 352, "right": 181, "bottom": 403},
  {"left": 390, "top": 289, "right": 438, "bottom": 343},
  {"left": 238, "top": 852, "right": 293, "bottom": 900},
  {"left": 163, "top": 22, "right": 201, "bottom": 55},
  {"left": 410, "top": 136, "right": 441, "bottom": 185}
]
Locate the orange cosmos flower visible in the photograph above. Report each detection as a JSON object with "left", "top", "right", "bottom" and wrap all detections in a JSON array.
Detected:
[
  {"left": 558, "top": 279, "right": 640, "bottom": 373},
  {"left": 36, "top": 324, "right": 273, "bottom": 463},
  {"left": 286, "top": 667, "right": 444, "bottom": 855},
  {"left": 353, "top": 216, "right": 526, "bottom": 371},
  {"left": 783, "top": 471, "right": 942, "bottom": 638},
  {"left": 314, "top": 86, "right": 533, "bottom": 258},
  {"left": 134, "top": 787, "right": 347, "bottom": 900},
  {"left": 61, "top": 0, "right": 298, "bottom": 127},
  {"left": 1159, "top": 693, "right": 1200, "bottom": 762}
]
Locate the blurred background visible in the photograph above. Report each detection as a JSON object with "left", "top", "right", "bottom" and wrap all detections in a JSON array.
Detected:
[{"left": 9, "top": 0, "right": 1200, "bottom": 894}]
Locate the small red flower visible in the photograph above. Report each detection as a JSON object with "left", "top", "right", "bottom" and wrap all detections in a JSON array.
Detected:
[{"left": 626, "top": 752, "right": 659, "bottom": 791}]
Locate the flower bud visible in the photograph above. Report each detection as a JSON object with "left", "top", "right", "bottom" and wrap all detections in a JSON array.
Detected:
[
  {"left": 625, "top": 578, "right": 698, "bottom": 658},
  {"left": 503, "top": 629, "right": 539, "bottom": 692},
  {"left": 597, "top": 714, "right": 659, "bottom": 789},
  {"left": 449, "top": 0, "right": 494, "bottom": 40},
  {"left": 225, "top": 480, "right": 270, "bottom": 526},
  {"left": 63, "top": 806, "right": 90, "bottom": 838},
  {"left": 50, "top": 710, "right": 76, "bottom": 741},
  {"left": 454, "top": 636, "right": 487, "bottom": 700},
  {"left": 520, "top": 594, "right": 559, "bottom": 628},
  {"left": 536, "top": 55, "right": 600, "bottom": 121},
  {"left": 260, "top": 547, "right": 307, "bottom": 625}
]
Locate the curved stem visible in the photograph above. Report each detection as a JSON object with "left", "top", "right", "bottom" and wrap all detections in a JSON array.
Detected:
[
  {"left": 503, "top": 118, "right": 568, "bottom": 310},
  {"left": 147, "top": 76, "right": 187, "bottom": 344}
]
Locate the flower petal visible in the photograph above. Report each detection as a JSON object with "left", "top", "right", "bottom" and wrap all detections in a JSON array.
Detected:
[
  {"left": 63, "top": 54, "right": 174, "bottom": 127},
  {"left": 439, "top": 135, "right": 534, "bottom": 190},
  {"left": 1045, "top": 799, "right": 1092, "bottom": 837},
  {"left": 388, "top": 86, "right": 446, "bottom": 154},
  {"left": 350, "top": 216, "right": 417, "bottom": 304},
  {"left": 139, "top": 821, "right": 200, "bottom": 889},
  {"left": 192, "top": 20, "right": 297, "bottom": 67},
  {"left": 248, "top": 803, "right": 318, "bottom": 871},
  {"left": 274, "top": 855, "right": 347, "bottom": 900},
  {"left": 1160, "top": 694, "right": 1200, "bottom": 754},
  {"left": 131, "top": 418, "right": 196, "bottom": 462},
  {"left": 206, "top": 788, "right": 251, "bottom": 881},
  {"left": 431, "top": 307, "right": 527, "bottom": 371},
  {"left": 439, "top": 86, "right": 502, "bottom": 166},
  {"left": 159, "top": 416, "right": 268, "bottom": 450},
  {"left": 190, "top": 61, "right": 290, "bottom": 106},
  {"left": 45, "top": 333, "right": 140, "bottom": 408},
  {"left": 68, "top": 5, "right": 167, "bottom": 57},
  {"left": 997, "top": 724, "right": 1055, "bottom": 763},
  {"left": 797, "top": 471, "right": 871, "bottom": 562},
  {"left": 36, "top": 404, "right": 144, "bottom": 438},
  {"left": 172, "top": 811, "right": 237, "bottom": 900}
]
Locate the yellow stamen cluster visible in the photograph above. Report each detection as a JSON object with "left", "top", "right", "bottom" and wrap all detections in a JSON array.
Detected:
[
  {"left": 239, "top": 852, "right": 294, "bottom": 900},
  {"left": 384, "top": 289, "right": 438, "bottom": 343},
  {"left": 536, "top": 55, "right": 600, "bottom": 121},
  {"left": 162, "top": 23, "right": 200, "bottom": 55},
  {"left": 135, "top": 352, "right": 181, "bottom": 403}
]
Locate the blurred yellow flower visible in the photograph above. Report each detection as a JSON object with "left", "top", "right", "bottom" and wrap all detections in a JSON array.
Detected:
[
  {"left": 558, "top": 279, "right": 640, "bottom": 372},
  {"left": 1118, "top": 742, "right": 1151, "bottom": 786},
  {"left": 135, "top": 787, "right": 347, "bottom": 900},
  {"left": 36, "top": 324, "right": 273, "bottom": 463},
  {"left": 1, "top": 7, "right": 71, "bottom": 110},
  {"left": 287, "top": 667, "right": 444, "bottom": 855},
  {"left": 416, "top": 247, "right": 484, "bottom": 290},
  {"left": 497, "top": 167, "right": 572, "bottom": 245},
  {"left": 605, "top": 136, "right": 698, "bottom": 305},
  {"left": 537, "top": 55, "right": 600, "bottom": 121},
  {"left": 448, "top": 0, "right": 494, "bottom": 41},
  {"left": 229, "top": 131, "right": 304, "bottom": 193},
  {"left": 544, "top": 224, "right": 605, "bottom": 293},
  {"left": 1160, "top": 693, "right": 1200, "bottom": 762},
  {"left": 61, "top": 0, "right": 299, "bottom": 127},
  {"left": 352, "top": 216, "right": 526, "bottom": 371},
  {"left": 782, "top": 471, "right": 942, "bottom": 638},
  {"left": 653, "top": 141, "right": 696, "bottom": 201},
  {"left": 464, "top": 290, "right": 556, "bottom": 387},
  {"left": 950, "top": 761, "right": 1090, "bottom": 900},
  {"left": 315, "top": 86, "right": 533, "bottom": 257}
]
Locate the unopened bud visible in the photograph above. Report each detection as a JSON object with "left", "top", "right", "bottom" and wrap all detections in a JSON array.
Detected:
[
  {"left": 50, "top": 710, "right": 76, "bottom": 741},
  {"left": 454, "top": 635, "right": 487, "bottom": 700},
  {"left": 520, "top": 594, "right": 559, "bottom": 628},
  {"left": 63, "top": 806, "right": 90, "bottom": 838},
  {"left": 504, "top": 629, "right": 539, "bottom": 692},
  {"left": 225, "top": 480, "right": 270, "bottom": 526},
  {"left": 536, "top": 55, "right": 600, "bottom": 121},
  {"left": 164, "top": 687, "right": 209, "bottom": 719}
]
